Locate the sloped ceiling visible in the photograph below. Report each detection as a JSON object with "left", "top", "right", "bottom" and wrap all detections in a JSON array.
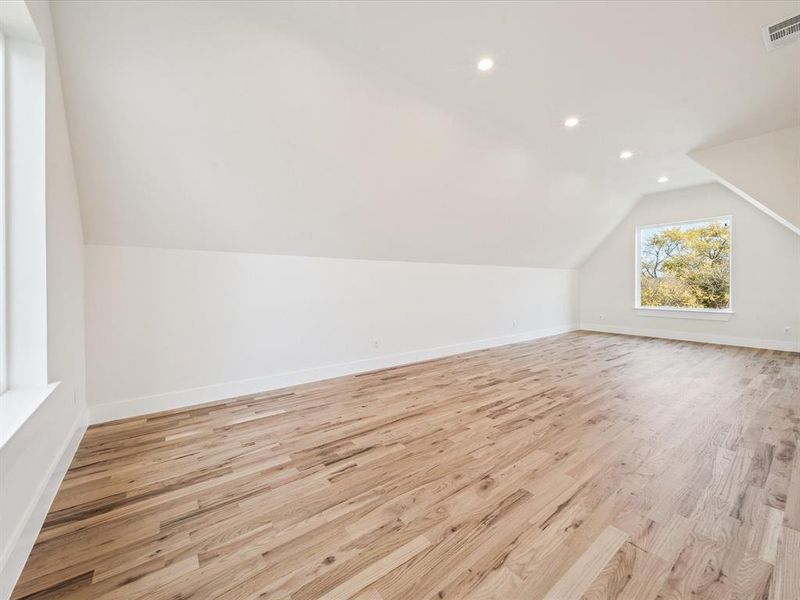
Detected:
[
  {"left": 51, "top": 1, "right": 800, "bottom": 268},
  {"left": 689, "top": 126, "right": 800, "bottom": 235}
]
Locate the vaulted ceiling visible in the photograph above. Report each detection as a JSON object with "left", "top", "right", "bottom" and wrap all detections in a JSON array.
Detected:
[{"left": 51, "top": 1, "right": 800, "bottom": 267}]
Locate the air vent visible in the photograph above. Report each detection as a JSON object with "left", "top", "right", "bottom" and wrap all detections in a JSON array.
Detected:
[{"left": 762, "top": 14, "right": 800, "bottom": 51}]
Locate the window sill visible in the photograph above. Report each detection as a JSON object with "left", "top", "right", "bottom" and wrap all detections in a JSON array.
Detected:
[
  {"left": 633, "top": 307, "right": 734, "bottom": 321},
  {"left": 0, "top": 382, "right": 60, "bottom": 450}
]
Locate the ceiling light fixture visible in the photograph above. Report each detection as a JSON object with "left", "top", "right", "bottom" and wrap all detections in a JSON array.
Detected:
[
  {"left": 657, "top": 176, "right": 669, "bottom": 183},
  {"left": 477, "top": 57, "right": 494, "bottom": 71},
  {"left": 563, "top": 116, "right": 580, "bottom": 128},
  {"left": 619, "top": 150, "right": 633, "bottom": 160}
]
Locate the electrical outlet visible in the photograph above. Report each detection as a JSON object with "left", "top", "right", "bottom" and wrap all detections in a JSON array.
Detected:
[
  {"left": 599, "top": 314, "right": 605, "bottom": 321},
  {"left": 372, "top": 339, "right": 380, "bottom": 349},
  {"left": 784, "top": 326, "right": 792, "bottom": 335}
]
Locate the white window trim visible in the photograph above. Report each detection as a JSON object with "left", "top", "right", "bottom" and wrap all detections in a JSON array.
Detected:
[
  {"left": 633, "top": 307, "right": 734, "bottom": 321},
  {"left": 634, "top": 215, "right": 733, "bottom": 320},
  {"left": 0, "top": 383, "right": 59, "bottom": 449},
  {"left": 0, "top": 19, "right": 52, "bottom": 447},
  {"left": 0, "top": 31, "right": 6, "bottom": 394}
]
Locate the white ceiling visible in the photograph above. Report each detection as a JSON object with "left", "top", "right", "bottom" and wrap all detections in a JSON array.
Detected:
[{"left": 51, "top": 1, "right": 800, "bottom": 267}]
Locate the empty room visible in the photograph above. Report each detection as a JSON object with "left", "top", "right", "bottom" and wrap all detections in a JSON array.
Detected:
[{"left": 1, "top": 0, "right": 799, "bottom": 598}]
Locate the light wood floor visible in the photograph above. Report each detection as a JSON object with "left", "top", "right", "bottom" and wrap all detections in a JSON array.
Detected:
[{"left": 12, "top": 332, "right": 800, "bottom": 599}]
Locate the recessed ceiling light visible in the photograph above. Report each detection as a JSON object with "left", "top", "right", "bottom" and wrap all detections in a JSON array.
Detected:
[
  {"left": 619, "top": 150, "right": 633, "bottom": 160},
  {"left": 477, "top": 57, "right": 494, "bottom": 71},
  {"left": 564, "top": 116, "right": 580, "bottom": 128},
  {"left": 657, "top": 176, "right": 669, "bottom": 183}
]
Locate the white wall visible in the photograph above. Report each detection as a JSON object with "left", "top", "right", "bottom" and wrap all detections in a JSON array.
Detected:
[
  {"left": 86, "top": 245, "right": 578, "bottom": 422},
  {"left": 0, "top": 2, "right": 86, "bottom": 596},
  {"left": 35, "top": 0, "right": 86, "bottom": 413},
  {"left": 580, "top": 182, "right": 800, "bottom": 352},
  {"left": 689, "top": 126, "right": 800, "bottom": 234}
]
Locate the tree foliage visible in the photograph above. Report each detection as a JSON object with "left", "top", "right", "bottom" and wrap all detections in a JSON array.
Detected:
[{"left": 640, "top": 221, "right": 730, "bottom": 309}]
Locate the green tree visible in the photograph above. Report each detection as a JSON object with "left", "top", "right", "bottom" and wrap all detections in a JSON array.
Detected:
[{"left": 640, "top": 221, "right": 730, "bottom": 309}]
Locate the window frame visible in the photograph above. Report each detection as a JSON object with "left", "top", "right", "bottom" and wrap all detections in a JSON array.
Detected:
[
  {"left": 0, "top": 21, "right": 58, "bottom": 452},
  {"left": 1, "top": 31, "right": 6, "bottom": 394},
  {"left": 634, "top": 215, "right": 734, "bottom": 318}
]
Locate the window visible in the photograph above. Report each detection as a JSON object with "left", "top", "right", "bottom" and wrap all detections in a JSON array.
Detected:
[
  {"left": 1, "top": 31, "right": 6, "bottom": 394},
  {"left": 1, "top": 18, "right": 56, "bottom": 448},
  {"left": 636, "top": 216, "right": 731, "bottom": 312}
]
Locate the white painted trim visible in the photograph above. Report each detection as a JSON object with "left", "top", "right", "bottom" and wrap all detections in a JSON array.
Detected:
[
  {"left": 633, "top": 307, "right": 733, "bottom": 321},
  {"left": 1, "top": 32, "right": 6, "bottom": 395},
  {"left": 0, "top": 406, "right": 89, "bottom": 599},
  {"left": 89, "top": 325, "right": 576, "bottom": 424},
  {"left": 0, "top": 382, "right": 59, "bottom": 449},
  {"left": 581, "top": 324, "right": 799, "bottom": 353}
]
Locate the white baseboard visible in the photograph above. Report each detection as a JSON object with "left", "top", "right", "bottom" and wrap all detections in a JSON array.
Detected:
[
  {"left": 581, "top": 323, "right": 800, "bottom": 353},
  {"left": 89, "top": 325, "right": 576, "bottom": 424},
  {"left": 0, "top": 406, "right": 89, "bottom": 600}
]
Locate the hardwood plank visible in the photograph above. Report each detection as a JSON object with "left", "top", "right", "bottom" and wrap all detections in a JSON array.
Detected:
[
  {"left": 318, "top": 535, "right": 430, "bottom": 600},
  {"left": 542, "top": 525, "right": 628, "bottom": 599},
  {"left": 771, "top": 526, "right": 800, "bottom": 600}
]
